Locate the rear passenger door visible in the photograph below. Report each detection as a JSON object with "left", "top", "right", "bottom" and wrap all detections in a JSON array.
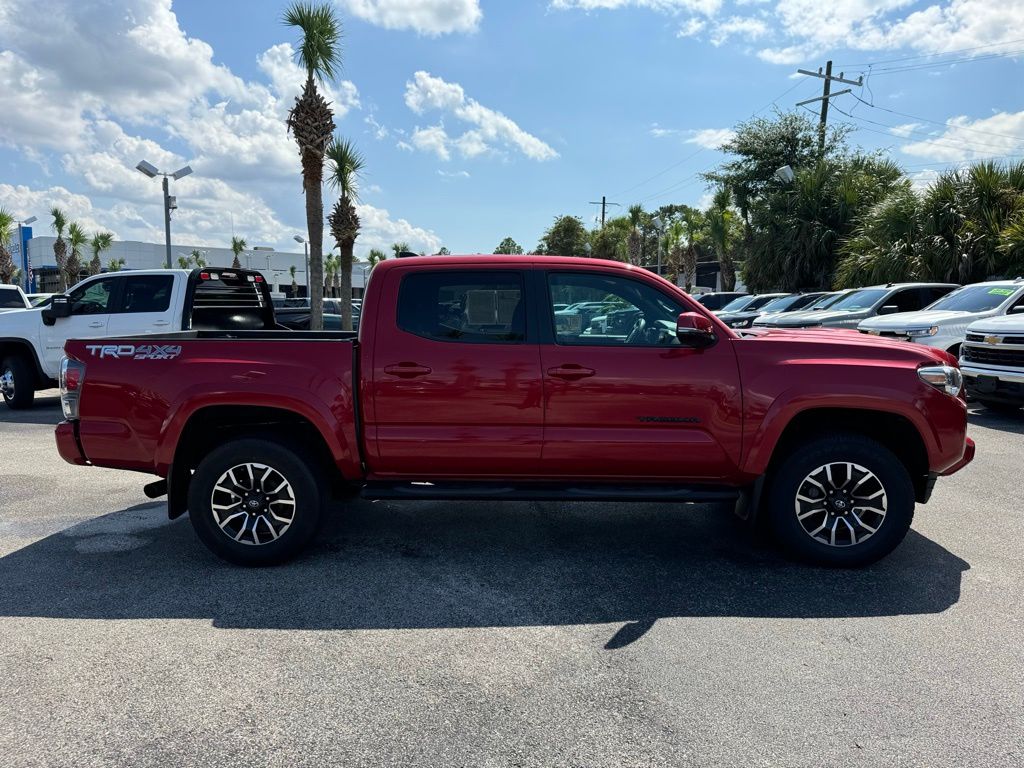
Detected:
[
  {"left": 369, "top": 267, "right": 543, "bottom": 477},
  {"left": 106, "top": 274, "right": 179, "bottom": 336}
]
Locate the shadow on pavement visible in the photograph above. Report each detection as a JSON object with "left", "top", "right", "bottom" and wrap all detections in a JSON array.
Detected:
[
  {"left": 967, "top": 404, "right": 1024, "bottom": 434},
  {"left": 0, "top": 396, "right": 62, "bottom": 426},
  {"left": 0, "top": 497, "right": 970, "bottom": 645}
]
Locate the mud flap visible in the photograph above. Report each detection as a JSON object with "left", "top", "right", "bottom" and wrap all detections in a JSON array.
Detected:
[
  {"left": 734, "top": 475, "right": 766, "bottom": 525},
  {"left": 167, "top": 462, "right": 191, "bottom": 519}
]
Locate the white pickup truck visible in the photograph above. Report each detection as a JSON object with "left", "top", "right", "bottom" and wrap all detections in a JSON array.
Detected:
[
  {"left": 0, "top": 267, "right": 274, "bottom": 408},
  {"left": 961, "top": 313, "right": 1024, "bottom": 412},
  {"left": 0, "top": 285, "right": 32, "bottom": 312}
]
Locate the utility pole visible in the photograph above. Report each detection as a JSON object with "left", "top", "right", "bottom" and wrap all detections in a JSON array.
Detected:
[
  {"left": 795, "top": 61, "right": 862, "bottom": 153},
  {"left": 588, "top": 196, "right": 620, "bottom": 228}
]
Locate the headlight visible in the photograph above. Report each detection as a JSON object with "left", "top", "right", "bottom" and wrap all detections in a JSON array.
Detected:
[
  {"left": 918, "top": 365, "right": 963, "bottom": 397},
  {"left": 907, "top": 326, "right": 939, "bottom": 337}
]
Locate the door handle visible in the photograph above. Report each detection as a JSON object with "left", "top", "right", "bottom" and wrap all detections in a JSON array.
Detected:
[
  {"left": 88, "top": 321, "right": 105, "bottom": 328},
  {"left": 384, "top": 363, "right": 433, "bottom": 378},
  {"left": 153, "top": 321, "right": 171, "bottom": 327},
  {"left": 547, "top": 364, "right": 596, "bottom": 381}
]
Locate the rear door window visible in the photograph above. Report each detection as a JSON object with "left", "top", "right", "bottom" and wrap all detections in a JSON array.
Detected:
[
  {"left": 397, "top": 271, "right": 526, "bottom": 343},
  {"left": 119, "top": 275, "right": 173, "bottom": 313}
]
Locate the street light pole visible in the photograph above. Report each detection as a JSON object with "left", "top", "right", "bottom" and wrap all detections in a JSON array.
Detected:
[
  {"left": 293, "top": 235, "right": 309, "bottom": 297},
  {"left": 136, "top": 160, "right": 192, "bottom": 269},
  {"left": 162, "top": 175, "right": 172, "bottom": 270},
  {"left": 15, "top": 215, "right": 37, "bottom": 292}
]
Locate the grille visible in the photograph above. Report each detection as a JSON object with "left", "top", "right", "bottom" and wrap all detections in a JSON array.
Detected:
[
  {"left": 962, "top": 345, "right": 1024, "bottom": 367},
  {"left": 965, "top": 332, "right": 1024, "bottom": 345}
]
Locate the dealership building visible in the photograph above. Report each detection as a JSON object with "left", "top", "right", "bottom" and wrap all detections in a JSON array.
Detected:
[{"left": 15, "top": 233, "right": 370, "bottom": 297}]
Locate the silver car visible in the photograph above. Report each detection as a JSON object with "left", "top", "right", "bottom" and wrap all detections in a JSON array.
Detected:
[{"left": 766, "top": 283, "right": 958, "bottom": 329}]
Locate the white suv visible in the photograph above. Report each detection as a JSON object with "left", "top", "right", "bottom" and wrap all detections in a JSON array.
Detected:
[{"left": 858, "top": 279, "right": 1024, "bottom": 357}]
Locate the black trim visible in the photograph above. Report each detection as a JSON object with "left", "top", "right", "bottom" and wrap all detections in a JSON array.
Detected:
[
  {"left": 0, "top": 336, "right": 50, "bottom": 389},
  {"left": 918, "top": 472, "right": 938, "bottom": 504},
  {"left": 350, "top": 340, "right": 367, "bottom": 476},
  {"left": 167, "top": 462, "right": 190, "bottom": 520},
  {"left": 361, "top": 480, "right": 739, "bottom": 503}
]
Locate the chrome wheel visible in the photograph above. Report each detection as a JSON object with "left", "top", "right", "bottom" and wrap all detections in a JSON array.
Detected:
[
  {"left": 0, "top": 368, "right": 14, "bottom": 399},
  {"left": 210, "top": 463, "right": 296, "bottom": 546},
  {"left": 794, "top": 462, "right": 887, "bottom": 547}
]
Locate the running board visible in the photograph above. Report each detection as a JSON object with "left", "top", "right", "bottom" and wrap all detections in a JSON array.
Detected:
[{"left": 361, "top": 481, "right": 739, "bottom": 504}]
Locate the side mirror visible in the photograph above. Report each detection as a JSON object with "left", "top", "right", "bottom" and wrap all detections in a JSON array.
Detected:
[
  {"left": 41, "top": 294, "right": 72, "bottom": 324},
  {"left": 676, "top": 312, "right": 716, "bottom": 348},
  {"left": 1009, "top": 305, "right": 1024, "bottom": 314},
  {"left": 877, "top": 304, "right": 902, "bottom": 315}
]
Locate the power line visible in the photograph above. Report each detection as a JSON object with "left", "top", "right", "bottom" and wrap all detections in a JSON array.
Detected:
[
  {"left": 610, "top": 146, "right": 706, "bottom": 198},
  {"left": 588, "top": 196, "right": 620, "bottom": 227},
  {"left": 868, "top": 48, "right": 1024, "bottom": 75},
  {"left": 837, "top": 37, "right": 1024, "bottom": 68},
  {"left": 851, "top": 95, "right": 1024, "bottom": 142}
]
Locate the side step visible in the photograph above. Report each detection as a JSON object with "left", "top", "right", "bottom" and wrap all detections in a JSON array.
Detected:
[{"left": 361, "top": 481, "right": 739, "bottom": 504}]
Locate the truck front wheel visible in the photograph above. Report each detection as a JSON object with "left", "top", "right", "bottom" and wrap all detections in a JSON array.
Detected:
[
  {"left": 1, "top": 355, "right": 35, "bottom": 410},
  {"left": 187, "top": 438, "right": 323, "bottom": 565},
  {"left": 766, "top": 434, "right": 915, "bottom": 567}
]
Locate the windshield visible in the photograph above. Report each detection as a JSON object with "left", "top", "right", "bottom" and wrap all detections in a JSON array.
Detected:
[
  {"left": 720, "top": 295, "right": 757, "bottom": 312},
  {"left": 745, "top": 294, "right": 785, "bottom": 311},
  {"left": 808, "top": 292, "right": 844, "bottom": 309},
  {"left": 927, "top": 284, "right": 1022, "bottom": 312},
  {"left": 759, "top": 295, "right": 805, "bottom": 313},
  {"left": 829, "top": 289, "right": 888, "bottom": 311}
]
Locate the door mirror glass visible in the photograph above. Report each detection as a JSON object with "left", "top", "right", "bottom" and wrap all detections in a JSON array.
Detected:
[
  {"left": 676, "top": 312, "right": 716, "bottom": 348},
  {"left": 878, "top": 304, "right": 901, "bottom": 315},
  {"left": 41, "top": 294, "right": 72, "bottom": 322}
]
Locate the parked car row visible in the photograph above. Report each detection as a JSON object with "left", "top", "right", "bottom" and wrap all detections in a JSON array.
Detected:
[{"left": 700, "top": 278, "right": 1024, "bottom": 410}]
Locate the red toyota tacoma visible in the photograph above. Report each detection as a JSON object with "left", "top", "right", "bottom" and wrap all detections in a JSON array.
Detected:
[{"left": 55, "top": 256, "right": 974, "bottom": 567}]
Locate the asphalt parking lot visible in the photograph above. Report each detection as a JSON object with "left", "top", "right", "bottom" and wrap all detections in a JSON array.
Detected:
[{"left": 1, "top": 394, "right": 1022, "bottom": 767}]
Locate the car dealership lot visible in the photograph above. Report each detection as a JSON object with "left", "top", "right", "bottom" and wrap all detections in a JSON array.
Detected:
[{"left": 1, "top": 396, "right": 1022, "bottom": 767}]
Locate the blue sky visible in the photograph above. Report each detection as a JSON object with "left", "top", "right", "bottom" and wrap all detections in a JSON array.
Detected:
[{"left": 1, "top": 0, "right": 1022, "bottom": 258}]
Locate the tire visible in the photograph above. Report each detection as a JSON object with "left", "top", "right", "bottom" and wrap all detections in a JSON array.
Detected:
[
  {"left": 976, "top": 399, "right": 1020, "bottom": 414},
  {"left": 765, "top": 434, "right": 915, "bottom": 567},
  {"left": 187, "top": 438, "right": 323, "bottom": 565},
  {"left": 0, "top": 355, "right": 35, "bottom": 410}
]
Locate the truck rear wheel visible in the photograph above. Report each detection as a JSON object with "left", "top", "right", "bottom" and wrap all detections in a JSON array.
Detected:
[
  {"left": 187, "top": 438, "right": 322, "bottom": 565},
  {"left": 1, "top": 355, "right": 35, "bottom": 410},
  {"left": 766, "top": 434, "right": 914, "bottom": 567}
]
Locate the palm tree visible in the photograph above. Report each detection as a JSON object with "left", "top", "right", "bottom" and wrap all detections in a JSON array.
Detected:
[
  {"left": 665, "top": 221, "right": 685, "bottom": 286},
  {"left": 324, "top": 254, "right": 337, "bottom": 298},
  {"left": 680, "top": 209, "right": 704, "bottom": 293},
  {"left": 177, "top": 255, "right": 192, "bottom": 269},
  {"left": 191, "top": 249, "right": 207, "bottom": 268},
  {"left": 367, "top": 248, "right": 387, "bottom": 268},
  {"left": 230, "top": 236, "right": 246, "bottom": 269},
  {"left": 65, "top": 223, "right": 87, "bottom": 289},
  {"left": 0, "top": 208, "right": 16, "bottom": 284},
  {"left": 325, "top": 137, "right": 365, "bottom": 331},
  {"left": 107, "top": 257, "right": 126, "bottom": 272},
  {"left": 50, "top": 207, "right": 69, "bottom": 291},
  {"left": 391, "top": 242, "right": 409, "bottom": 258},
  {"left": 626, "top": 204, "right": 644, "bottom": 266},
  {"left": 88, "top": 232, "right": 113, "bottom": 275},
  {"left": 284, "top": 1, "right": 342, "bottom": 331},
  {"left": 706, "top": 187, "right": 737, "bottom": 291}
]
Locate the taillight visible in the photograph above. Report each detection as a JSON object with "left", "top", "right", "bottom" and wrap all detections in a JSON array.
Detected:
[{"left": 59, "top": 357, "right": 86, "bottom": 420}]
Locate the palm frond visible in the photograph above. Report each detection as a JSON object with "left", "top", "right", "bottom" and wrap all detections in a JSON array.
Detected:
[
  {"left": 325, "top": 137, "right": 365, "bottom": 199},
  {"left": 282, "top": 1, "right": 343, "bottom": 83}
]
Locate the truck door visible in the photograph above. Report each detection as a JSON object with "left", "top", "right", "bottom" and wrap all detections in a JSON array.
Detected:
[
  {"left": 40, "top": 275, "right": 122, "bottom": 375},
  {"left": 369, "top": 267, "right": 544, "bottom": 477},
  {"left": 106, "top": 274, "right": 178, "bottom": 336},
  {"left": 538, "top": 270, "right": 743, "bottom": 479}
]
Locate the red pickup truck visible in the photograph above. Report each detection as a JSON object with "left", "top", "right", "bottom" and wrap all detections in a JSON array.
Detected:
[{"left": 55, "top": 256, "right": 974, "bottom": 567}]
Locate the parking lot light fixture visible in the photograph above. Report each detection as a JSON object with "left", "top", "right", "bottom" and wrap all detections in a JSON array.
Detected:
[{"left": 135, "top": 159, "right": 194, "bottom": 268}]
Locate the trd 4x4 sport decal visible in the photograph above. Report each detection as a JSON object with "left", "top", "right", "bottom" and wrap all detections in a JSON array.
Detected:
[{"left": 84, "top": 344, "right": 183, "bottom": 360}]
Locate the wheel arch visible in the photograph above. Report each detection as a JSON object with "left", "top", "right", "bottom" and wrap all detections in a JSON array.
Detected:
[
  {"left": 0, "top": 337, "right": 50, "bottom": 389},
  {"left": 166, "top": 404, "right": 349, "bottom": 519},
  {"left": 765, "top": 407, "right": 931, "bottom": 503}
]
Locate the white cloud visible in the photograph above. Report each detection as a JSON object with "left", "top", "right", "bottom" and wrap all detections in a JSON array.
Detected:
[
  {"left": 550, "top": 0, "right": 723, "bottom": 14},
  {"left": 411, "top": 125, "right": 452, "bottom": 160},
  {"left": 677, "top": 18, "right": 707, "bottom": 37},
  {"left": 710, "top": 15, "right": 768, "bottom": 45},
  {"left": 649, "top": 125, "right": 734, "bottom": 149},
  {"left": 355, "top": 203, "right": 442, "bottom": 255},
  {"left": 437, "top": 169, "right": 471, "bottom": 178},
  {"left": 337, "top": 0, "right": 482, "bottom": 35},
  {"left": 899, "top": 110, "right": 1024, "bottom": 163},
  {"left": 889, "top": 122, "right": 922, "bottom": 138},
  {"left": 403, "top": 71, "right": 558, "bottom": 161}
]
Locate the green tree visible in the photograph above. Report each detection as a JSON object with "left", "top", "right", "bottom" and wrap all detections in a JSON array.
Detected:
[
  {"left": 50, "top": 207, "right": 69, "bottom": 291},
  {"left": 177, "top": 255, "right": 192, "bottom": 270},
  {"left": 680, "top": 208, "right": 705, "bottom": 292},
  {"left": 88, "top": 232, "right": 113, "bottom": 276},
  {"left": 326, "top": 137, "right": 365, "bottom": 331},
  {"left": 230, "top": 236, "right": 246, "bottom": 269},
  {"left": 367, "top": 248, "right": 387, "bottom": 268},
  {"left": 284, "top": 1, "right": 342, "bottom": 331},
  {"left": 391, "top": 241, "right": 410, "bottom": 258},
  {"left": 191, "top": 249, "right": 207, "bottom": 268},
  {"left": 0, "top": 208, "right": 15, "bottom": 284},
  {"left": 705, "top": 187, "right": 740, "bottom": 291},
  {"left": 494, "top": 237, "right": 523, "bottom": 255},
  {"left": 626, "top": 204, "right": 644, "bottom": 266},
  {"left": 435, "top": 246, "right": 451, "bottom": 255},
  {"left": 65, "top": 222, "right": 87, "bottom": 289},
  {"left": 107, "top": 257, "right": 126, "bottom": 272},
  {"left": 537, "top": 215, "right": 589, "bottom": 256}
]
